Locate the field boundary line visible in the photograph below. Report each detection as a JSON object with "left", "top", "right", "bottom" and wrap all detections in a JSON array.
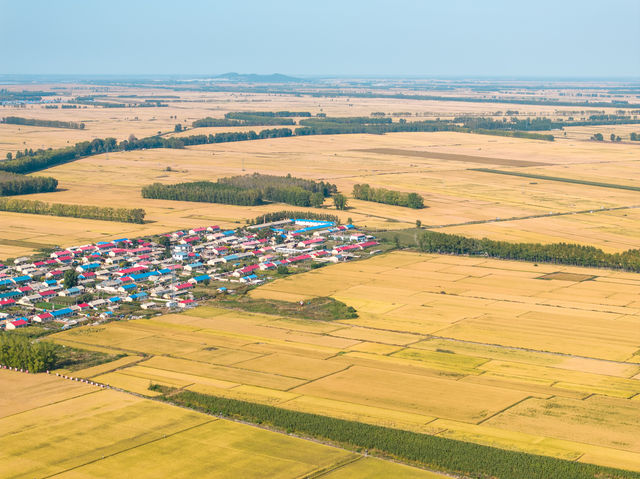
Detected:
[
  {"left": 475, "top": 395, "right": 534, "bottom": 425},
  {"left": 134, "top": 353, "right": 310, "bottom": 385},
  {"left": 42, "top": 419, "right": 217, "bottom": 479},
  {"left": 300, "top": 454, "right": 363, "bottom": 478},
  {"left": 0, "top": 389, "right": 102, "bottom": 421},
  {"left": 83, "top": 355, "right": 149, "bottom": 379},
  {"left": 285, "top": 365, "right": 354, "bottom": 391},
  {"left": 471, "top": 168, "right": 640, "bottom": 192},
  {"left": 429, "top": 334, "right": 639, "bottom": 367},
  {"left": 425, "top": 203, "right": 640, "bottom": 230}
]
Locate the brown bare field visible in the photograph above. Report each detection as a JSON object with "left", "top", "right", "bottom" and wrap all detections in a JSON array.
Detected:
[
  {"left": 538, "top": 272, "right": 596, "bottom": 281},
  {"left": 355, "top": 148, "right": 553, "bottom": 167}
]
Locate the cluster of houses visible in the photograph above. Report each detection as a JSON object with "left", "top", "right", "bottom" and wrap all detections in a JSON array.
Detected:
[{"left": 0, "top": 218, "right": 379, "bottom": 331}]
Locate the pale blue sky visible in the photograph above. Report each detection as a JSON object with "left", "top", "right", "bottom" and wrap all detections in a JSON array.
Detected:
[{"left": 2, "top": 0, "right": 639, "bottom": 77}]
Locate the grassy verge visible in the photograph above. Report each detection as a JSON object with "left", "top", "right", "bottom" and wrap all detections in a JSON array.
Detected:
[
  {"left": 152, "top": 388, "right": 640, "bottom": 479},
  {"left": 54, "top": 345, "right": 127, "bottom": 372},
  {"left": 214, "top": 295, "right": 357, "bottom": 320},
  {"left": 374, "top": 228, "right": 423, "bottom": 247}
]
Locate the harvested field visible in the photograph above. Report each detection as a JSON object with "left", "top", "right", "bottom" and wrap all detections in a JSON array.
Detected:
[
  {"left": 2, "top": 125, "right": 640, "bottom": 258},
  {"left": 50, "top": 250, "right": 640, "bottom": 470},
  {"left": 538, "top": 272, "right": 596, "bottom": 281},
  {"left": 0, "top": 370, "right": 437, "bottom": 478}
]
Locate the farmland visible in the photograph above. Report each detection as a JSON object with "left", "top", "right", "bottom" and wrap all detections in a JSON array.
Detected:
[
  {"left": 3, "top": 78, "right": 640, "bottom": 477},
  {"left": 0, "top": 369, "right": 442, "bottom": 478},
  {"left": 2, "top": 84, "right": 640, "bottom": 260},
  {"left": 49, "top": 251, "right": 640, "bottom": 472}
]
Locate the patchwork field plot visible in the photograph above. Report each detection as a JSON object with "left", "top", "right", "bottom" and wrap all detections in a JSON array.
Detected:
[
  {"left": 0, "top": 370, "right": 439, "bottom": 479},
  {"left": 51, "top": 251, "right": 640, "bottom": 471},
  {"left": 2, "top": 127, "right": 640, "bottom": 259}
]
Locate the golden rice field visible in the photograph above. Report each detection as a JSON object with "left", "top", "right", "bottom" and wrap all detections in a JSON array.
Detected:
[
  {"left": 0, "top": 370, "right": 441, "bottom": 479},
  {"left": 1, "top": 85, "right": 640, "bottom": 260},
  {"left": 50, "top": 251, "right": 640, "bottom": 472},
  {"left": 1, "top": 126, "right": 640, "bottom": 259}
]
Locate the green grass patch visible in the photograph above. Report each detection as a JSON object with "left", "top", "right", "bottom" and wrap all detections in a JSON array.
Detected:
[
  {"left": 375, "top": 228, "right": 423, "bottom": 248},
  {"left": 214, "top": 295, "right": 357, "bottom": 320},
  {"left": 54, "top": 345, "right": 127, "bottom": 372}
]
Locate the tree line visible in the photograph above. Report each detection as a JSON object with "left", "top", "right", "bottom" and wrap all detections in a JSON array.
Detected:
[
  {"left": 142, "top": 181, "right": 263, "bottom": 206},
  {"left": 2, "top": 113, "right": 573, "bottom": 176},
  {"left": 295, "top": 118, "right": 460, "bottom": 136},
  {"left": 227, "top": 111, "right": 312, "bottom": 117},
  {"left": 352, "top": 183, "right": 425, "bottom": 209},
  {"left": 219, "top": 172, "right": 336, "bottom": 197},
  {"left": 70, "top": 96, "right": 168, "bottom": 108},
  {"left": 631, "top": 132, "right": 640, "bottom": 141},
  {"left": 0, "top": 198, "right": 145, "bottom": 224},
  {"left": 156, "top": 389, "right": 640, "bottom": 479},
  {"left": 300, "top": 116, "right": 392, "bottom": 125},
  {"left": 192, "top": 111, "right": 313, "bottom": 128},
  {"left": 472, "top": 129, "right": 555, "bottom": 141},
  {"left": 250, "top": 210, "right": 339, "bottom": 225},
  {"left": 1, "top": 116, "right": 85, "bottom": 129},
  {"left": 418, "top": 230, "right": 640, "bottom": 272},
  {"left": 0, "top": 335, "right": 58, "bottom": 373},
  {"left": 0, "top": 89, "right": 57, "bottom": 102},
  {"left": 0, "top": 129, "right": 299, "bottom": 175},
  {"left": 142, "top": 173, "right": 337, "bottom": 208},
  {"left": 456, "top": 117, "right": 560, "bottom": 131},
  {"left": 307, "top": 90, "right": 640, "bottom": 109},
  {"left": 193, "top": 116, "right": 294, "bottom": 127},
  {"left": 0, "top": 172, "right": 58, "bottom": 196}
]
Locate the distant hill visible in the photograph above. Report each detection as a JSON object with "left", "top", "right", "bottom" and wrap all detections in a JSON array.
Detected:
[{"left": 215, "top": 72, "right": 302, "bottom": 83}]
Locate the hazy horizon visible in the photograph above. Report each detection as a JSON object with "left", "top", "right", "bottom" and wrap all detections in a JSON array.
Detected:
[{"left": 2, "top": 0, "right": 639, "bottom": 78}]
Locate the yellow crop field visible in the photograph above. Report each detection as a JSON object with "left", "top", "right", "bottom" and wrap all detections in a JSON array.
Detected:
[
  {"left": 291, "top": 365, "right": 531, "bottom": 422},
  {"left": 48, "top": 251, "right": 640, "bottom": 471},
  {"left": 322, "top": 457, "right": 448, "bottom": 479},
  {"left": 3, "top": 82, "right": 640, "bottom": 476},
  {"left": 1, "top": 369, "right": 440, "bottom": 478},
  {"left": 0, "top": 371, "right": 98, "bottom": 418},
  {"left": 3, "top": 100, "right": 640, "bottom": 259}
]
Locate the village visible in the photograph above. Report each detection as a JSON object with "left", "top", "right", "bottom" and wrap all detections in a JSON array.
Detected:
[{"left": 0, "top": 217, "right": 380, "bottom": 331}]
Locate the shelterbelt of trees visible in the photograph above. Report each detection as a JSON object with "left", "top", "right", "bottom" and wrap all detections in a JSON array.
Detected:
[
  {"left": 352, "top": 183, "right": 425, "bottom": 209},
  {"left": 1, "top": 116, "right": 85, "bottom": 129},
  {"left": 0, "top": 172, "right": 58, "bottom": 196},
  {"left": 155, "top": 389, "right": 640, "bottom": 479},
  {"left": 0, "top": 129, "right": 293, "bottom": 175},
  {"left": 2, "top": 114, "right": 580, "bottom": 176},
  {"left": 0, "top": 89, "right": 57, "bottom": 102},
  {"left": 418, "top": 230, "right": 640, "bottom": 272},
  {"left": 0, "top": 198, "right": 145, "bottom": 224},
  {"left": 142, "top": 173, "right": 337, "bottom": 208},
  {"left": 250, "top": 210, "right": 340, "bottom": 225},
  {"left": 193, "top": 111, "right": 313, "bottom": 127},
  {"left": 0, "top": 335, "right": 58, "bottom": 373},
  {"left": 455, "top": 115, "right": 640, "bottom": 131},
  {"left": 305, "top": 90, "right": 640, "bottom": 109}
]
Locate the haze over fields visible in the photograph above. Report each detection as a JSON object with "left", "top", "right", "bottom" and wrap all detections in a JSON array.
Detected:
[{"left": 1, "top": 1, "right": 640, "bottom": 478}]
